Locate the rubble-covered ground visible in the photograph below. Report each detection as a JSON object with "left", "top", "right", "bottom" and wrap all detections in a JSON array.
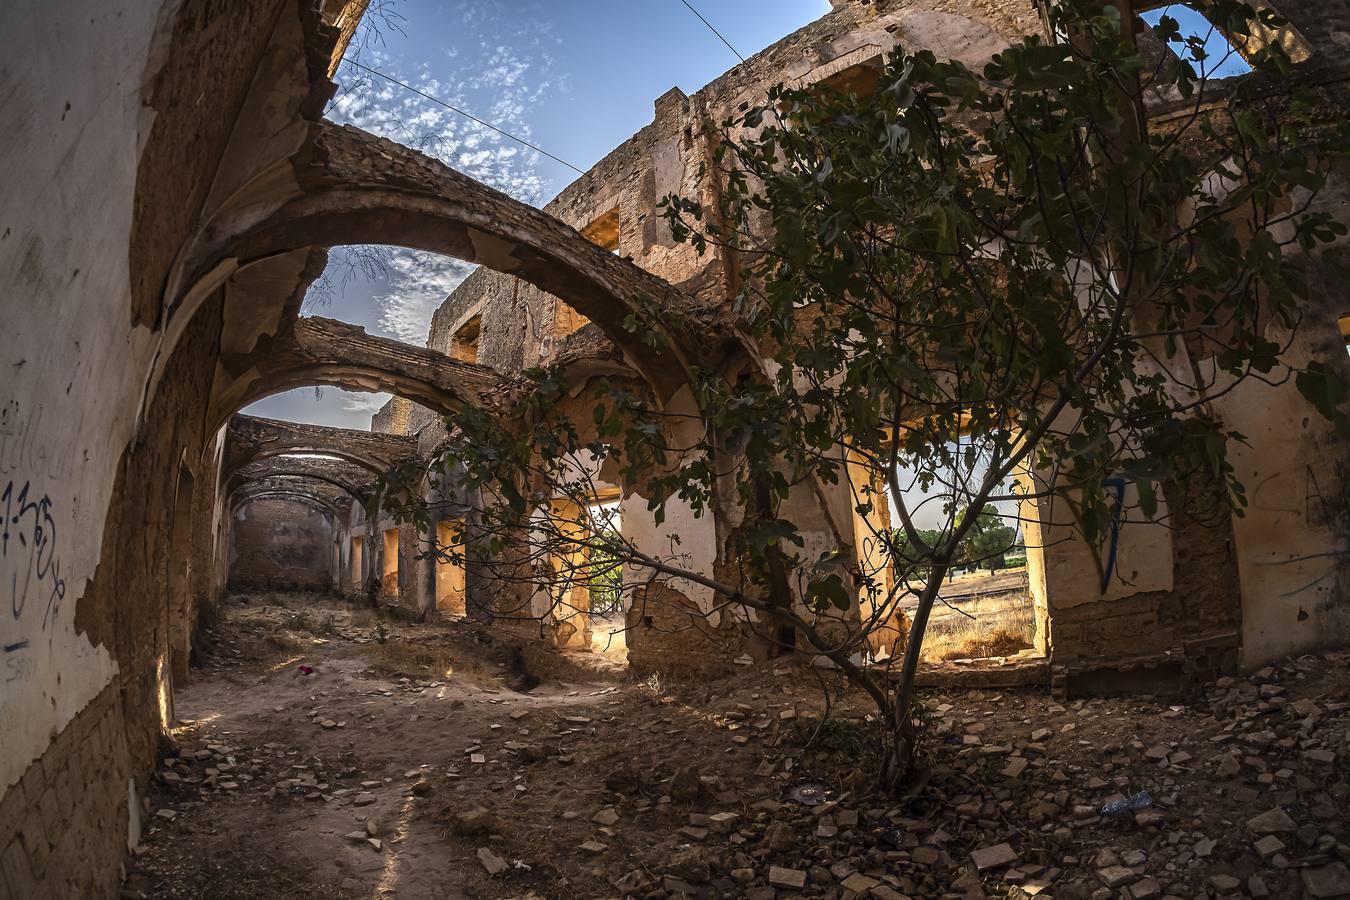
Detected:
[{"left": 123, "top": 594, "right": 1350, "bottom": 900}]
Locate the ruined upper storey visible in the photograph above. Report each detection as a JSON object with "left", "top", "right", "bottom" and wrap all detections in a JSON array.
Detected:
[{"left": 423, "top": 0, "right": 1343, "bottom": 388}]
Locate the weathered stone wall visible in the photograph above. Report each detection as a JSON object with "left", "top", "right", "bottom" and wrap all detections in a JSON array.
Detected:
[
  {"left": 414, "top": 0, "right": 1348, "bottom": 682},
  {"left": 228, "top": 499, "right": 338, "bottom": 591},
  {"left": 0, "top": 682, "right": 130, "bottom": 900},
  {"left": 0, "top": 1, "right": 347, "bottom": 895},
  {"left": 371, "top": 396, "right": 413, "bottom": 435}
]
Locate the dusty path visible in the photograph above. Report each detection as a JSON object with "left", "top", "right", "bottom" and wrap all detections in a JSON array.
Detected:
[{"left": 124, "top": 595, "right": 1350, "bottom": 900}]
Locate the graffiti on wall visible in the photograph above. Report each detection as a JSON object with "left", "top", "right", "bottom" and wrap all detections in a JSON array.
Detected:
[
  {"left": 2, "top": 477, "right": 67, "bottom": 684},
  {"left": 1, "top": 400, "right": 73, "bottom": 481}
]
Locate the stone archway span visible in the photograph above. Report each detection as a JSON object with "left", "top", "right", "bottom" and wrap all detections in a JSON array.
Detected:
[
  {"left": 210, "top": 316, "right": 510, "bottom": 431},
  {"left": 188, "top": 122, "right": 705, "bottom": 405},
  {"left": 224, "top": 414, "right": 418, "bottom": 481},
  {"left": 232, "top": 488, "right": 345, "bottom": 521},
  {"left": 230, "top": 470, "right": 368, "bottom": 505}
]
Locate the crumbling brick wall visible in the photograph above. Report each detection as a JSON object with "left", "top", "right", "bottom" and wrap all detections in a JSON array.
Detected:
[
  {"left": 0, "top": 683, "right": 130, "bottom": 900},
  {"left": 228, "top": 498, "right": 338, "bottom": 592}
]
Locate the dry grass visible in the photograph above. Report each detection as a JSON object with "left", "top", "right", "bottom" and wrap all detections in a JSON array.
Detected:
[
  {"left": 264, "top": 632, "right": 305, "bottom": 652},
  {"left": 922, "top": 593, "right": 1037, "bottom": 661},
  {"left": 372, "top": 638, "right": 456, "bottom": 677}
]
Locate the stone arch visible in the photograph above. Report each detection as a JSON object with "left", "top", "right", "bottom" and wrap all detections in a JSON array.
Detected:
[
  {"left": 208, "top": 316, "right": 508, "bottom": 432},
  {"left": 223, "top": 414, "right": 418, "bottom": 481},
  {"left": 232, "top": 488, "right": 345, "bottom": 521},
  {"left": 173, "top": 123, "right": 703, "bottom": 407},
  {"left": 234, "top": 447, "right": 393, "bottom": 479},
  {"left": 230, "top": 470, "right": 367, "bottom": 505}
]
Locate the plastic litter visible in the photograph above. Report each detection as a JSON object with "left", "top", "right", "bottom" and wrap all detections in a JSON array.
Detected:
[
  {"left": 1100, "top": 790, "right": 1152, "bottom": 817},
  {"left": 297, "top": 664, "right": 314, "bottom": 676},
  {"left": 787, "top": 782, "right": 831, "bottom": 806}
]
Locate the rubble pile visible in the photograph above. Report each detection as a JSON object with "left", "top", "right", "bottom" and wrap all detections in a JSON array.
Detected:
[{"left": 126, "top": 600, "right": 1348, "bottom": 900}]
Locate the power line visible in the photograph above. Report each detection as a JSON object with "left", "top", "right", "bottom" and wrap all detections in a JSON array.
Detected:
[
  {"left": 678, "top": 0, "right": 745, "bottom": 62},
  {"left": 340, "top": 57, "right": 587, "bottom": 175}
]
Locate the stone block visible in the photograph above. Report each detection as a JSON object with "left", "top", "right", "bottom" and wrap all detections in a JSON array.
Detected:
[
  {"left": 1, "top": 838, "right": 37, "bottom": 900},
  {"left": 18, "top": 808, "right": 51, "bottom": 879},
  {"left": 36, "top": 788, "right": 64, "bottom": 847}
]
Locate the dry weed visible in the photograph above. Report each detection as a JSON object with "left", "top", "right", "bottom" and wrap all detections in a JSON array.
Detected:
[
  {"left": 265, "top": 632, "right": 304, "bottom": 652},
  {"left": 373, "top": 639, "right": 454, "bottom": 675},
  {"left": 923, "top": 595, "right": 1036, "bottom": 661}
]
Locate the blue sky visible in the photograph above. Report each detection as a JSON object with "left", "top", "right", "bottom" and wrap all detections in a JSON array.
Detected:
[
  {"left": 247, "top": 0, "right": 829, "bottom": 429},
  {"left": 1139, "top": 5, "right": 1252, "bottom": 80}
]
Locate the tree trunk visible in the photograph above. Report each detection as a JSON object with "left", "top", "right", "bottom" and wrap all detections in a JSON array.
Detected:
[{"left": 878, "top": 562, "right": 947, "bottom": 791}]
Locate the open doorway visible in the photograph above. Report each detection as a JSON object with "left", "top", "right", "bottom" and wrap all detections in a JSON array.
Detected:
[
  {"left": 350, "top": 535, "right": 364, "bottom": 590},
  {"left": 584, "top": 499, "right": 626, "bottom": 660},
  {"left": 434, "top": 519, "right": 467, "bottom": 618},
  {"left": 884, "top": 439, "right": 1044, "bottom": 664},
  {"left": 382, "top": 527, "right": 399, "bottom": 598}
]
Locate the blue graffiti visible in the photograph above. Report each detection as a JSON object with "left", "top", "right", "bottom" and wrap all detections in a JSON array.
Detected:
[{"left": 2, "top": 478, "right": 66, "bottom": 635}]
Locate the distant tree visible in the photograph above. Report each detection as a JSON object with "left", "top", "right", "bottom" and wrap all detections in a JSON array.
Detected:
[
  {"left": 956, "top": 507, "right": 1018, "bottom": 572},
  {"left": 586, "top": 526, "right": 625, "bottom": 616},
  {"left": 893, "top": 526, "right": 945, "bottom": 579}
]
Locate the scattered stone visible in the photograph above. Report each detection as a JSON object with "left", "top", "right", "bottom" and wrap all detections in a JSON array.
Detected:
[
  {"left": 669, "top": 765, "right": 703, "bottom": 802},
  {"left": 1252, "top": 834, "right": 1285, "bottom": 859},
  {"left": 1128, "top": 878, "right": 1161, "bottom": 899},
  {"left": 768, "top": 866, "right": 807, "bottom": 889},
  {"left": 913, "top": 845, "right": 941, "bottom": 866},
  {"left": 841, "top": 873, "right": 880, "bottom": 893},
  {"left": 451, "top": 806, "right": 495, "bottom": 836},
  {"left": 1097, "top": 865, "right": 1137, "bottom": 888},
  {"left": 1247, "top": 807, "right": 1297, "bottom": 834},
  {"left": 1302, "top": 863, "right": 1350, "bottom": 899},
  {"left": 764, "top": 821, "right": 796, "bottom": 852},
  {"left": 971, "top": 842, "right": 1018, "bottom": 871},
  {"left": 476, "top": 847, "right": 509, "bottom": 876},
  {"left": 708, "top": 811, "right": 739, "bottom": 832}
]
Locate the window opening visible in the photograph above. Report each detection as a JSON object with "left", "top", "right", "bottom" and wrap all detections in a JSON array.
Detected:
[
  {"left": 885, "top": 439, "right": 1040, "bottom": 663},
  {"left": 450, "top": 314, "right": 482, "bottom": 364},
  {"left": 1138, "top": 4, "right": 1253, "bottom": 79},
  {"left": 557, "top": 208, "right": 621, "bottom": 338}
]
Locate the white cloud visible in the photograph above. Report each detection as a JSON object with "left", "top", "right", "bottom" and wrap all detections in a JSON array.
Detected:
[
  {"left": 317, "top": 1, "right": 564, "bottom": 345},
  {"left": 340, "top": 391, "right": 392, "bottom": 416}
]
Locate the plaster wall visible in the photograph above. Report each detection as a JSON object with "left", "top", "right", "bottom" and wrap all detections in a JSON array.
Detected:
[
  {"left": 1218, "top": 181, "right": 1350, "bottom": 665},
  {"left": 0, "top": 0, "right": 176, "bottom": 794}
]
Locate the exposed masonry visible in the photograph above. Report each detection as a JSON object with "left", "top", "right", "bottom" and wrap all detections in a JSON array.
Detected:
[
  {"left": 2, "top": 0, "right": 1348, "bottom": 897},
  {"left": 223, "top": 414, "right": 419, "bottom": 479}
]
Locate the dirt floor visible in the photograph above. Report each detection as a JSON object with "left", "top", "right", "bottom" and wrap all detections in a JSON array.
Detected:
[{"left": 122, "top": 592, "right": 1350, "bottom": 900}]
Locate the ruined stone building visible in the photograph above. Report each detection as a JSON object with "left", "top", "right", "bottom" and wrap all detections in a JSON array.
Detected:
[{"left": 2, "top": 0, "right": 1348, "bottom": 896}]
